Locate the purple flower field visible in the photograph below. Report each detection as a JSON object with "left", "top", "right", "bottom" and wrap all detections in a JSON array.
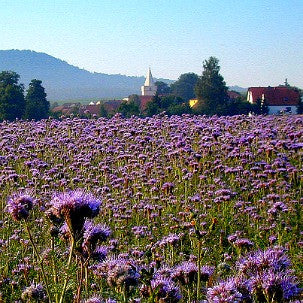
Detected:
[{"left": 0, "top": 114, "right": 302, "bottom": 302}]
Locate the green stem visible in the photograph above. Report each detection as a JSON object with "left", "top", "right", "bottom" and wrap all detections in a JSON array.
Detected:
[
  {"left": 51, "top": 239, "right": 59, "bottom": 303},
  {"left": 122, "top": 285, "right": 128, "bottom": 303},
  {"left": 59, "top": 237, "right": 75, "bottom": 303},
  {"left": 196, "top": 240, "right": 201, "bottom": 301},
  {"left": 76, "top": 259, "right": 84, "bottom": 303},
  {"left": 25, "top": 223, "right": 52, "bottom": 303},
  {"left": 85, "top": 265, "right": 88, "bottom": 295}
]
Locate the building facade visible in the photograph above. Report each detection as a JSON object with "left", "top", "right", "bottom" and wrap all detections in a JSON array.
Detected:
[
  {"left": 247, "top": 86, "right": 300, "bottom": 114},
  {"left": 141, "top": 68, "right": 157, "bottom": 96}
]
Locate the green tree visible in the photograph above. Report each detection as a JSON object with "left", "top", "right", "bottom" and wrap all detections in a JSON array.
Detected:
[
  {"left": 0, "top": 71, "right": 25, "bottom": 121},
  {"left": 167, "top": 102, "right": 192, "bottom": 116},
  {"left": 227, "top": 98, "right": 252, "bottom": 115},
  {"left": 297, "top": 99, "right": 303, "bottom": 114},
  {"left": 155, "top": 81, "right": 171, "bottom": 95},
  {"left": 170, "top": 73, "right": 199, "bottom": 101},
  {"left": 128, "top": 94, "right": 141, "bottom": 107},
  {"left": 25, "top": 79, "right": 50, "bottom": 120},
  {"left": 252, "top": 98, "right": 269, "bottom": 115},
  {"left": 117, "top": 100, "right": 140, "bottom": 118},
  {"left": 99, "top": 103, "right": 108, "bottom": 118},
  {"left": 194, "top": 57, "right": 229, "bottom": 115},
  {"left": 144, "top": 94, "right": 161, "bottom": 116},
  {"left": 144, "top": 94, "right": 191, "bottom": 116},
  {"left": 291, "top": 87, "right": 303, "bottom": 114}
]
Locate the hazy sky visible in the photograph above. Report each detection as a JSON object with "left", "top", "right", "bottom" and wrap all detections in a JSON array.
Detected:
[{"left": 1, "top": 0, "right": 302, "bottom": 87}]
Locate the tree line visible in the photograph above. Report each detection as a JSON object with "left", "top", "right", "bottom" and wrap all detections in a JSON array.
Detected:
[
  {"left": 1, "top": 57, "right": 302, "bottom": 121},
  {"left": 113, "top": 57, "right": 270, "bottom": 118},
  {"left": 0, "top": 71, "right": 50, "bottom": 121}
]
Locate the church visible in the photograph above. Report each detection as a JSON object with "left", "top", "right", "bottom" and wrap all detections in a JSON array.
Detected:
[
  {"left": 141, "top": 68, "right": 157, "bottom": 96},
  {"left": 139, "top": 68, "right": 158, "bottom": 110}
]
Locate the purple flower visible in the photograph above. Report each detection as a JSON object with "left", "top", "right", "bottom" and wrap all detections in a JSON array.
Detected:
[
  {"left": 172, "top": 261, "right": 198, "bottom": 285},
  {"left": 82, "top": 221, "right": 111, "bottom": 253},
  {"left": 83, "top": 297, "right": 116, "bottom": 303},
  {"left": 200, "top": 265, "right": 215, "bottom": 282},
  {"left": 91, "top": 245, "right": 108, "bottom": 262},
  {"left": 207, "top": 278, "right": 243, "bottom": 303},
  {"left": 248, "top": 269, "right": 300, "bottom": 302},
  {"left": 94, "top": 257, "right": 140, "bottom": 290},
  {"left": 6, "top": 193, "right": 34, "bottom": 221},
  {"left": 237, "top": 246, "right": 291, "bottom": 276},
  {"left": 48, "top": 190, "right": 101, "bottom": 238},
  {"left": 171, "top": 262, "right": 214, "bottom": 285},
  {"left": 151, "top": 276, "right": 182, "bottom": 302},
  {"left": 83, "top": 297, "right": 103, "bottom": 303},
  {"left": 233, "top": 238, "right": 254, "bottom": 250},
  {"left": 21, "top": 283, "right": 47, "bottom": 301}
]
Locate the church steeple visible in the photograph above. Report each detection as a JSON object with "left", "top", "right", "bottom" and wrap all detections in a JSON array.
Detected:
[
  {"left": 144, "top": 68, "right": 154, "bottom": 86},
  {"left": 141, "top": 68, "right": 157, "bottom": 96}
]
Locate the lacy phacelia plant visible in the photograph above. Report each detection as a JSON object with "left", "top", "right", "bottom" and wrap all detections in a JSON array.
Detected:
[
  {"left": 48, "top": 190, "right": 101, "bottom": 240},
  {"left": 6, "top": 193, "right": 34, "bottom": 221},
  {"left": 207, "top": 247, "right": 301, "bottom": 303},
  {"left": 21, "top": 283, "right": 47, "bottom": 302}
]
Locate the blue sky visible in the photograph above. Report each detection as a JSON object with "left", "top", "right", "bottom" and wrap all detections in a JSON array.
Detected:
[{"left": 1, "top": 0, "right": 302, "bottom": 87}]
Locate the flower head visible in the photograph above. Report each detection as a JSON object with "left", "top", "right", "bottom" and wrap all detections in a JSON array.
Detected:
[
  {"left": 207, "top": 278, "right": 243, "bottom": 303},
  {"left": 48, "top": 190, "right": 101, "bottom": 238},
  {"left": 82, "top": 221, "right": 111, "bottom": 253},
  {"left": 172, "top": 261, "right": 198, "bottom": 285},
  {"left": 21, "top": 283, "right": 47, "bottom": 302},
  {"left": 94, "top": 257, "right": 140, "bottom": 290},
  {"left": 151, "top": 276, "right": 182, "bottom": 303},
  {"left": 6, "top": 193, "right": 34, "bottom": 221},
  {"left": 82, "top": 297, "right": 116, "bottom": 303}
]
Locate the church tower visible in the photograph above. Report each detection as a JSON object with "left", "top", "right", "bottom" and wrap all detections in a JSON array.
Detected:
[{"left": 141, "top": 68, "right": 157, "bottom": 96}]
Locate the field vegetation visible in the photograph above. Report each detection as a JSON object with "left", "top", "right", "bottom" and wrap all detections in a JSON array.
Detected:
[{"left": 0, "top": 114, "right": 302, "bottom": 302}]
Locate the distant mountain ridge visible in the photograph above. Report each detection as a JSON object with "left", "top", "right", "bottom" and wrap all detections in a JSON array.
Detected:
[
  {"left": 0, "top": 50, "right": 173, "bottom": 101},
  {"left": 0, "top": 49, "right": 247, "bottom": 101},
  {"left": 229, "top": 85, "right": 247, "bottom": 94}
]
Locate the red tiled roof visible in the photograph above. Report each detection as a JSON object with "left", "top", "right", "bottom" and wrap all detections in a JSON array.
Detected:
[
  {"left": 139, "top": 95, "right": 154, "bottom": 111},
  {"left": 52, "top": 106, "right": 65, "bottom": 113},
  {"left": 80, "top": 105, "right": 101, "bottom": 115},
  {"left": 248, "top": 87, "right": 300, "bottom": 106},
  {"left": 103, "top": 100, "right": 123, "bottom": 113},
  {"left": 227, "top": 91, "right": 241, "bottom": 100},
  {"left": 80, "top": 100, "right": 123, "bottom": 115}
]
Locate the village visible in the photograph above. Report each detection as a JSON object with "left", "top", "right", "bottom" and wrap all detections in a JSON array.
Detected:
[{"left": 52, "top": 68, "right": 302, "bottom": 117}]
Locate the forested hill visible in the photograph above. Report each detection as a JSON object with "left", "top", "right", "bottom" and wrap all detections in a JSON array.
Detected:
[{"left": 0, "top": 50, "right": 171, "bottom": 101}]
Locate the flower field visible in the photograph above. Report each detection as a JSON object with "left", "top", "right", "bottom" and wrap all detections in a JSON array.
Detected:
[{"left": 0, "top": 114, "right": 302, "bottom": 302}]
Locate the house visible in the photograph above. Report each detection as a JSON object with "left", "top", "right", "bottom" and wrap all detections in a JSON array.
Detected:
[
  {"left": 189, "top": 99, "right": 198, "bottom": 108},
  {"left": 52, "top": 103, "right": 81, "bottom": 115},
  {"left": 188, "top": 91, "right": 241, "bottom": 108},
  {"left": 80, "top": 100, "right": 123, "bottom": 116},
  {"left": 247, "top": 86, "right": 300, "bottom": 114},
  {"left": 139, "top": 95, "right": 154, "bottom": 111},
  {"left": 227, "top": 90, "right": 242, "bottom": 100}
]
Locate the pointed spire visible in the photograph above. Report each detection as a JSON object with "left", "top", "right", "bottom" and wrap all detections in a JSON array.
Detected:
[{"left": 144, "top": 68, "right": 154, "bottom": 86}]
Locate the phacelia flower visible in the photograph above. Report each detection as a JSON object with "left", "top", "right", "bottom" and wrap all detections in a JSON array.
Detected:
[
  {"left": 21, "top": 283, "right": 47, "bottom": 302},
  {"left": 82, "top": 221, "right": 111, "bottom": 253},
  {"left": 207, "top": 278, "right": 243, "bottom": 303},
  {"left": 6, "top": 193, "right": 34, "bottom": 221},
  {"left": 48, "top": 190, "right": 101, "bottom": 238},
  {"left": 94, "top": 257, "right": 140, "bottom": 290},
  {"left": 151, "top": 276, "right": 182, "bottom": 303},
  {"left": 82, "top": 297, "right": 117, "bottom": 303},
  {"left": 172, "top": 261, "right": 198, "bottom": 285}
]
